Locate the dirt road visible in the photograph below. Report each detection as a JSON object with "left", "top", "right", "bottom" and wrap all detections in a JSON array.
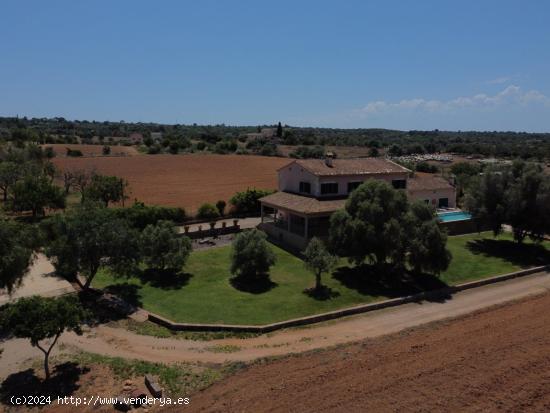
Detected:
[
  {"left": 2, "top": 270, "right": 549, "bottom": 379},
  {"left": 186, "top": 291, "right": 550, "bottom": 412}
]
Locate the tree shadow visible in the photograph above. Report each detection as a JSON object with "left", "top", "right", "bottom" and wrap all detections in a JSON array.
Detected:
[
  {"left": 0, "top": 363, "right": 87, "bottom": 406},
  {"left": 303, "top": 285, "right": 341, "bottom": 301},
  {"left": 80, "top": 284, "right": 142, "bottom": 323},
  {"left": 230, "top": 275, "right": 277, "bottom": 294},
  {"left": 466, "top": 238, "right": 550, "bottom": 268},
  {"left": 137, "top": 269, "right": 193, "bottom": 290},
  {"left": 333, "top": 264, "right": 451, "bottom": 303}
]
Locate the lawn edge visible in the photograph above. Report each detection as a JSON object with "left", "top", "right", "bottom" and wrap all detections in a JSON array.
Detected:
[{"left": 146, "top": 265, "right": 549, "bottom": 332}]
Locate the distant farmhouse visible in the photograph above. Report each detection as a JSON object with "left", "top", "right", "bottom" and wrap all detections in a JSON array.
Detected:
[
  {"left": 259, "top": 155, "right": 456, "bottom": 249},
  {"left": 246, "top": 128, "right": 277, "bottom": 141}
]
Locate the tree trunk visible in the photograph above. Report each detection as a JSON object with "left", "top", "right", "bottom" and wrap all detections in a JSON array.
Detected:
[
  {"left": 44, "top": 352, "right": 50, "bottom": 380},
  {"left": 315, "top": 271, "right": 322, "bottom": 290},
  {"left": 36, "top": 333, "right": 61, "bottom": 381},
  {"left": 82, "top": 264, "right": 99, "bottom": 290}
]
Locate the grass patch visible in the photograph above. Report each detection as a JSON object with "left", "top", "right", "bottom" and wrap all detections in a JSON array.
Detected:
[
  {"left": 93, "top": 232, "right": 549, "bottom": 325},
  {"left": 113, "top": 319, "right": 261, "bottom": 341},
  {"left": 205, "top": 344, "right": 241, "bottom": 353},
  {"left": 71, "top": 352, "right": 220, "bottom": 395},
  {"left": 441, "top": 232, "right": 550, "bottom": 284}
]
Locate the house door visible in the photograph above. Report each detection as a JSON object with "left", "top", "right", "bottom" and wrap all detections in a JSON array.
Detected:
[{"left": 438, "top": 198, "right": 449, "bottom": 208}]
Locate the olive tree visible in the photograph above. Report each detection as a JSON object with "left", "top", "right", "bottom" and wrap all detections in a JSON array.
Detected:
[
  {"left": 0, "top": 218, "right": 35, "bottom": 293},
  {"left": 230, "top": 229, "right": 276, "bottom": 280},
  {"left": 303, "top": 237, "right": 337, "bottom": 291},
  {"left": 0, "top": 295, "right": 88, "bottom": 380},
  {"left": 329, "top": 180, "right": 451, "bottom": 274},
  {"left": 140, "top": 220, "right": 192, "bottom": 272},
  {"left": 329, "top": 180, "right": 409, "bottom": 267},
  {"left": 43, "top": 205, "right": 139, "bottom": 289}
]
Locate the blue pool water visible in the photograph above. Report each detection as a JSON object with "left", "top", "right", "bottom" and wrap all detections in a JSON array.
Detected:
[{"left": 438, "top": 211, "right": 472, "bottom": 222}]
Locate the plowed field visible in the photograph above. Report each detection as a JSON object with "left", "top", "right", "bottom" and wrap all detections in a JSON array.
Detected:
[
  {"left": 186, "top": 293, "right": 550, "bottom": 412},
  {"left": 53, "top": 154, "right": 288, "bottom": 212}
]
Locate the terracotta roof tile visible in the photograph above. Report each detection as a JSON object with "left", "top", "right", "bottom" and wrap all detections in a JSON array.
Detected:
[
  {"left": 281, "top": 158, "right": 410, "bottom": 176},
  {"left": 407, "top": 174, "right": 454, "bottom": 191},
  {"left": 260, "top": 192, "right": 345, "bottom": 215}
]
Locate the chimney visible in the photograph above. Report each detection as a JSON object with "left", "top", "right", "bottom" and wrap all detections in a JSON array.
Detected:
[{"left": 325, "top": 152, "right": 335, "bottom": 167}]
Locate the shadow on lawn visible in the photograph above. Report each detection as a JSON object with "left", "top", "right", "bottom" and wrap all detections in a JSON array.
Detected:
[
  {"left": 0, "top": 362, "right": 87, "bottom": 406},
  {"left": 230, "top": 275, "right": 277, "bottom": 294},
  {"left": 466, "top": 238, "right": 550, "bottom": 268},
  {"left": 303, "top": 285, "right": 341, "bottom": 301},
  {"left": 138, "top": 269, "right": 193, "bottom": 290},
  {"left": 81, "top": 284, "right": 143, "bottom": 323},
  {"left": 333, "top": 264, "right": 451, "bottom": 303}
]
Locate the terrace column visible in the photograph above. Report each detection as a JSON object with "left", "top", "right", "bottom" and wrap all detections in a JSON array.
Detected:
[
  {"left": 261, "top": 204, "right": 264, "bottom": 223},
  {"left": 287, "top": 212, "right": 291, "bottom": 232}
]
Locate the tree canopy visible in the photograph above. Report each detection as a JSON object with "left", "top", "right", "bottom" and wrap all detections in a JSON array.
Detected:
[
  {"left": 465, "top": 161, "right": 550, "bottom": 243},
  {"left": 11, "top": 174, "right": 65, "bottom": 217},
  {"left": 0, "top": 295, "right": 87, "bottom": 380},
  {"left": 140, "top": 220, "right": 192, "bottom": 272},
  {"left": 303, "top": 237, "right": 337, "bottom": 291},
  {"left": 329, "top": 180, "right": 451, "bottom": 274},
  {"left": 82, "top": 174, "right": 128, "bottom": 207},
  {"left": 43, "top": 205, "right": 139, "bottom": 288},
  {"left": 230, "top": 229, "right": 276, "bottom": 280},
  {"left": 0, "top": 218, "right": 35, "bottom": 293}
]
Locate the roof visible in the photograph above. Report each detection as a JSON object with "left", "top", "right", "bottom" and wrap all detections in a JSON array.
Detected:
[
  {"left": 279, "top": 158, "right": 410, "bottom": 176},
  {"left": 259, "top": 191, "right": 345, "bottom": 215},
  {"left": 407, "top": 174, "right": 454, "bottom": 191}
]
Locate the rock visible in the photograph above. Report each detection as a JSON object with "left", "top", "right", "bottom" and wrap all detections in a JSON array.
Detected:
[
  {"left": 145, "top": 374, "right": 162, "bottom": 398},
  {"left": 113, "top": 396, "right": 131, "bottom": 412}
]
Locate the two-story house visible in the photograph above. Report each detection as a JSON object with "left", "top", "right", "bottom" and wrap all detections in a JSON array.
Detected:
[{"left": 258, "top": 155, "right": 456, "bottom": 249}]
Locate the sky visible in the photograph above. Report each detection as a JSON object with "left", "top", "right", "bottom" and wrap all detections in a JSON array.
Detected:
[{"left": 1, "top": 0, "right": 550, "bottom": 131}]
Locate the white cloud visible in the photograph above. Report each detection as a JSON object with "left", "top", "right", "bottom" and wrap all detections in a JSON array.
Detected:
[{"left": 356, "top": 85, "right": 550, "bottom": 117}]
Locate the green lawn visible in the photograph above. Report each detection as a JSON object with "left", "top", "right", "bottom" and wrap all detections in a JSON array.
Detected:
[{"left": 93, "top": 232, "right": 550, "bottom": 325}]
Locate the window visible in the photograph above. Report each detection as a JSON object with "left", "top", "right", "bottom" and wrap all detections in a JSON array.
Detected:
[
  {"left": 438, "top": 198, "right": 449, "bottom": 208},
  {"left": 392, "top": 179, "right": 407, "bottom": 189},
  {"left": 347, "top": 181, "right": 362, "bottom": 193},
  {"left": 320, "top": 182, "right": 339, "bottom": 195},
  {"left": 299, "top": 181, "right": 311, "bottom": 194}
]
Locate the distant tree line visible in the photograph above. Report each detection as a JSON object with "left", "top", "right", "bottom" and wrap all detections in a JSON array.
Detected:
[{"left": 2, "top": 116, "right": 550, "bottom": 160}]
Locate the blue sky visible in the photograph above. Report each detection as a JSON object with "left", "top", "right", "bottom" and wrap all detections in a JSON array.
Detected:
[{"left": 1, "top": 0, "right": 550, "bottom": 131}]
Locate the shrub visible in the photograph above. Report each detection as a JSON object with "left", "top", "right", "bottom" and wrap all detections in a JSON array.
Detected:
[
  {"left": 66, "top": 148, "right": 83, "bottom": 157},
  {"left": 112, "top": 202, "right": 186, "bottom": 229},
  {"left": 197, "top": 203, "right": 219, "bottom": 220},
  {"left": 229, "top": 188, "right": 274, "bottom": 215},
  {"left": 215, "top": 200, "right": 226, "bottom": 216},
  {"left": 102, "top": 145, "right": 111, "bottom": 155},
  {"left": 44, "top": 146, "right": 55, "bottom": 158},
  {"left": 147, "top": 144, "right": 161, "bottom": 154},
  {"left": 289, "top": 145, "right": 325, "bottom": 159},
  {"left": 259, "top": 143, "right": 278, "bottom": 156},
  {"left": 415, "top": 161, "right": 439, "bottom": 173}
]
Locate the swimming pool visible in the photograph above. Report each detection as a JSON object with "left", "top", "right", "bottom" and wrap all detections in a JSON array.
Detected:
[{"left": 438, "top": 211, "right": 472, "bottom": 222}]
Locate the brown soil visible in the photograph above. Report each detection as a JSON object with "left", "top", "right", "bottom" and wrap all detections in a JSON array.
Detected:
[
  {"left": 52, "top": 154, "right": 288, "bottom": 212},
  {"left": 185, "top": 293, "right": 550, "bottom": 413},
  {"left": 1, "top": 364, "right": 126, "bottom": 413},
  {"left": 43, "top": 144, "right": 139, "bottom": 157}
]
